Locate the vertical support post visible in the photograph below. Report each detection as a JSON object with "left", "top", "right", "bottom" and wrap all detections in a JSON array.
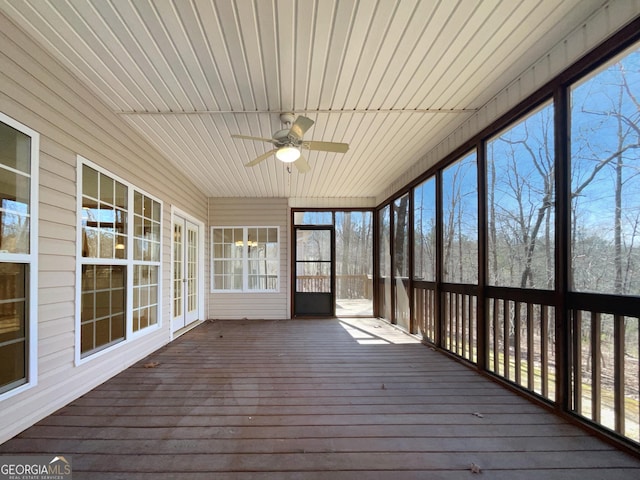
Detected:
[
  {"left": 554, "top": 85, "right": 570, "bottom": 413},
  {"left": 408, "top": 191, "right": 415, "bottom": 334},
  {"left": 390, "top": 202, "right": 396, "bottom": 325},
  {"left": 493, "top": 297, "right": 499, "bottom": 373},
  {"left": 527, "top": 303, "right": 535, "bottom": 391},
  {"left": 591, "top": 311, "right": 601, "bottom": 423},
  {"left": 504, "top": 299, "right": 510, "bottom": 380},
  {"left": 614, "top": 314, "right": 624, "bottom": 434},
  {"left": 574, "top": 310, "right": 582, "bottom": 415},
  {"left": 541, "top": 305, "right": 549, "bottom": 398},
  {"left": 373, "top": 207, "right": 380, "bottom": 319},
  {"left": 477, "top": 141, "right": 488, "bottom": 371},
  {"left": 435, "top": 170, "right": 443, "bottom": 348},
  {"left": 462, "top": 293, "right": 468, "bottom": 359}
]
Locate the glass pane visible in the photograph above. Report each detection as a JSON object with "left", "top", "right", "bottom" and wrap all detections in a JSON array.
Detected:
[
  {"left": 296, "top": 262, "right": 331, "bottom": 292},
  {"left": 0, "top": 263, "right": 27, "bottom": 351},
  {"left": 83, "top": 165, "right": 98, "bottom": 200},
  {"left": 414, "top": 177, "right": 436, "bottom": 281},
  {"left": 152, "top": 200, "right": 161, "bottom": 222},
  {"left": 0, "top": 341, "right": 26, "bottom": 392},
  {"left": 393, "top": 195, "right": 410, "bottom": 329},
  {"left": 487, "top": 102, "right": 555, "bottom": 289},
  {"left": 442, "top": 151, "right": 478, "bottom": 284},
  {"left": 99, "top": 229, "right": 115, "bottom": 259},
  {"left": 82, "top": 227, "right": 98, "bottom": 258},
  {"left": 115, "top": 181, "right": 127, "bottom": 209},
  {"left": 81, "top": 265, "right": 126, "bottom": 355},
  {"left": 134, "top": 191, "right": 143, "bottom": 216},
  {"left": 99, "top": 173, "right": 114, "bottom": 204},
  {"left": 134, "top": 214, "right": 143, "bottom": 239},
  {"left": 296, "top": 230, "right": 331, "bottom": 261},
  {"left": 1, "top": 171, "right": 30, "bottom": 207},
  {"left": 570, "top": 45, "right": 640, "bottom": 295},
  {"left": 144, "top": 196, "right": 152, "bottom": 219},
  {"left": 0, "top": 210, "right": 29, "bottom": 254},
  {"left": 0, "top": 121, "right": 30, "bottom": 174},
  {"left": 294, "top": 211, "right": 333, "bottom": 225},
  {"left": 394, "top": 195, "right": 410, "bottom": 278},
  {"left": 379, "top": 205, "right": 392, "bottom": 321},
  {"left": 248, "top": 228, "right": 258, "bottom": 247}
]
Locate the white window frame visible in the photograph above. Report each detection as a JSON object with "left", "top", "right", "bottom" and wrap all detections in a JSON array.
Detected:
[
  {"left": 75, "top": 156, "right": 162, "bottom": 365},
  {"left": 0, "top": 112, "right": 39, "bottom": 401},
  {"left": 211, "top": 226, "right": 280, "bottom": 293}
]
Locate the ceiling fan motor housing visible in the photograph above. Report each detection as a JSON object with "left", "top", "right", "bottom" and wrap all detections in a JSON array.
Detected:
[
  {"left": 272, "top": 128, "right": 292, "bottom": 145},
  {"left": 279, "top": 112, "right": 296, "bottom": 125}
]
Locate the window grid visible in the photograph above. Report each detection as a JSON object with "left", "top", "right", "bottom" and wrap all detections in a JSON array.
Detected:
[
  {"left": 133, "top": 265, "right": 158, "bottom": 332},
  {"left": 80, "top": 265, "right": 126, "bottom": 354},
  {"left": 0, "top": 114, "right": 37, "bottom": 398},
  {"left": 79, "top": 159, "right": 162, "bottom": 358},
  {"left": 82, "top": 165, "right": 127, "bottom": 260},
  {"left": 212, "top": 227, "right": 279, "bottom": 292}
]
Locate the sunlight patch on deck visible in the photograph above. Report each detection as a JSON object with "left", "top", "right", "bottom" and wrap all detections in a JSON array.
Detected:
[{"left": 338, "top": 318, "right": 420, "bottom": 345}]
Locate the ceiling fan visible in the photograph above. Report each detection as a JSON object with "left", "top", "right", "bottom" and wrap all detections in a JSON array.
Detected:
[{"left": 231, "top": 113, "right": 349, "bottom": 173}]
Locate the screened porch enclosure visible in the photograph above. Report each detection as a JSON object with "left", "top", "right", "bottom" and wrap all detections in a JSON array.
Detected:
[{"left": 377, "top": 29, "right": 640, "bottom": 452}]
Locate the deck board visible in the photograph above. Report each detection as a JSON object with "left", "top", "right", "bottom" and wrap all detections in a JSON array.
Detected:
[{"left": 1, "top": 318, "right": 639, "bottom": 479}]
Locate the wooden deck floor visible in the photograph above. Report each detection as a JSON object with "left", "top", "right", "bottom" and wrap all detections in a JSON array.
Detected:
[{"left": 2, "top": 318, "right": 640, "bottom": 479}]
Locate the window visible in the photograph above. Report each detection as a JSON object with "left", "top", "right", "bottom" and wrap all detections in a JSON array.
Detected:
[
  {"left": 442, "top": 151, "right": 478, "bottom": 284},
  {"left": 414, "top": 176, "right": 436, "bottom": 282},
  {"left": 487, "top": 101, "right": 555, "bottom": 289},
  {"left": 132, "top": 192, "right": 161, "bottom": 332},
  {"left": 211, "top": 227, "right": 279, "bottom": 292},
  {"left": 570, "top": 44, "right": 640, "bottom": 296},
  {"left": 394, "top": 194, "right": 410, "bottom": 330},
  {"left": 379, "top": 205, "right": 392, "bottom": 321},
  {"left": 0, "top": 113, "right": 38, "bottom": 396},
  {"left": 293, "top": 211, "right": 333, "bottom": 225},
  {"left": 78, "top": 159, "right": 161, "bottom": 359}
]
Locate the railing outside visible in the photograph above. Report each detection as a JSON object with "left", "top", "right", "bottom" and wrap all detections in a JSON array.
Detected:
[
  {"left": 570, "top": 305, "right": 640, "bottom": 443},
  {"left": 413, "top": 281, "right": 639, "bottom": 445},
  {"left": 296, "top": 274, "right": 372, "bottom": 299}
]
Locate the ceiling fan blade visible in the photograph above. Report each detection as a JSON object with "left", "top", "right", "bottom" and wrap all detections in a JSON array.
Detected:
[
  {"left": 289, "top": 115, "right": 314, "bottom": 139},
  {"left": 305, "top": 141, "right": 349, "bottom": 153},
  {"left": 294, "top": 155, "right": 311, "bottom": 174},
  {"left": 244, "top": 148, "right": 277, "bottom": 167},
  {"left": 232, "top": 134, "right": 276, "bottom": 144}
]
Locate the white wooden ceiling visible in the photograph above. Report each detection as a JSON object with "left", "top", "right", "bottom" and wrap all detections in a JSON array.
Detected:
[{"left": 1, "top": 0, "right": 606, "bottom": 200}]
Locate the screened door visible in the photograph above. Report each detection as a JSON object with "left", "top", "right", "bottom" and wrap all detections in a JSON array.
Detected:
[{"left": 293, "top": 227, "right": 334, "bottom": 317}]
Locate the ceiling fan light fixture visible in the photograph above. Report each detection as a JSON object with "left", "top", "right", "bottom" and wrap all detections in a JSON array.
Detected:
[{"left": 276, "top": 145, "right": 300, "bottom": 163}]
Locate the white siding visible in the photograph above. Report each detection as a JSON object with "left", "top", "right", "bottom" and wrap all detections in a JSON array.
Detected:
[
  {"left": 208, "top": 197, "right": 289, "bottom": 320},
  {"left": 0, "top": 12, "right": 208, "bottom": 443},
  {"left": 377, "top": 0, "right": 640, "bottom": 203},
  {"left": 288, "top": 197, "right": 376, "bottom": 209}
]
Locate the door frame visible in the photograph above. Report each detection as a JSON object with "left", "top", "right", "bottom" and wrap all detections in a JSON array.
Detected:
[
  {"left": 292, "top": 225, "right": 336, "bottom": 318},
  {"left": 170, "top": 206, "right": 205, "bottom": 338}
]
